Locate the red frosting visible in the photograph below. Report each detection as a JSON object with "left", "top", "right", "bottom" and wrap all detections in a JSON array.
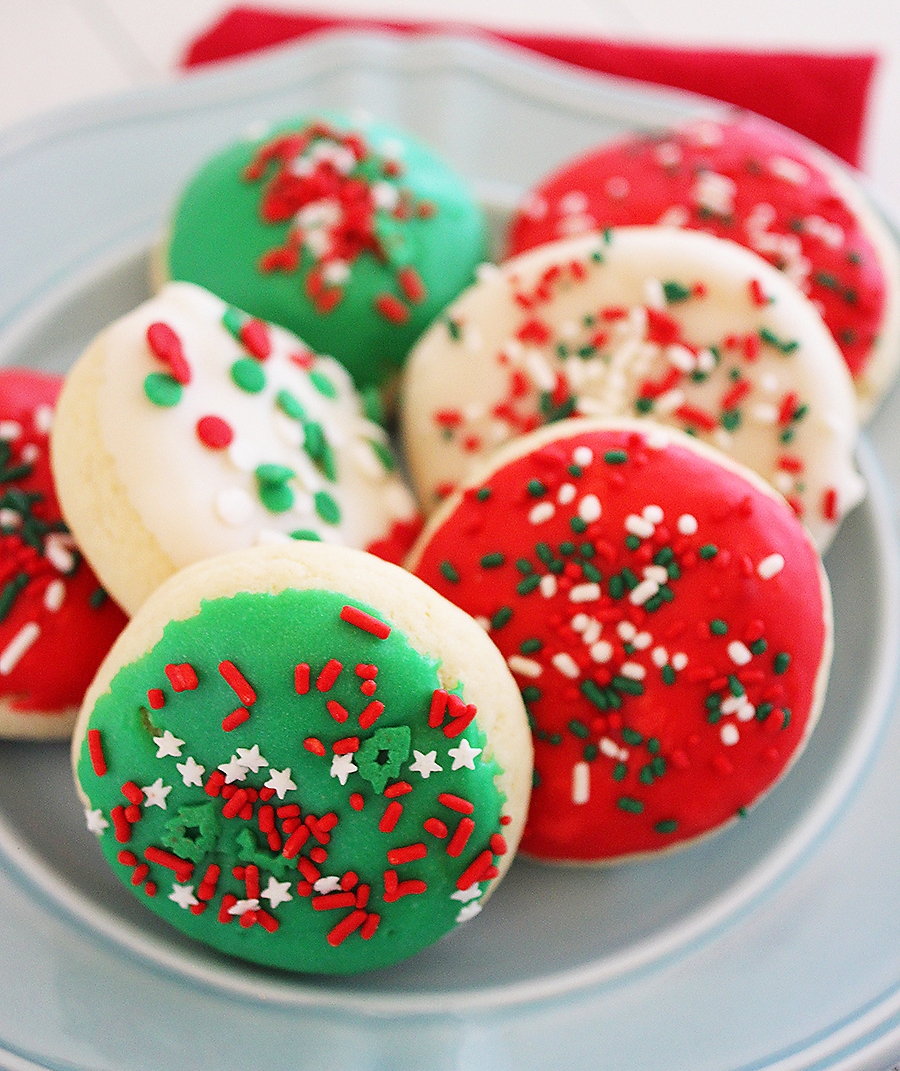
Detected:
[
  {"left": 410, "top": 423, "right": 829, "bottom": 861},
  {"left": 507, "top": 117, "right": 887, "bottom": 383},
  {"left": 0, "top": 370, "right": 127, "bottom": 716}
]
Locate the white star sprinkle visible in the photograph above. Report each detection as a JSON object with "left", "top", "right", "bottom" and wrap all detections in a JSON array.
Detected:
[
  {"left": 409, "top": 749, "right": 443, "bottom": 778},
  {"left": 153, "top": 730, "right": 184, "bottom": 758},
  {"left": 169, "top": 883, "right": 199, "bottom": 909},
  {"left": 264, "top": 767, "right": 297, "bottom": 799},
  {"left": 330, "top": 752, "right": 358, "bottom": 785},
  {"left": 142, "top": 777, "right": 172, "bottom": 809},
  {"left": 235, "top": 744, "right": 268, "bottom": 773},
  {"left": 176, "top": 755, "right": 205, "bottom": 787},
  {"left": 448, "top": 738, "right": 482, "bottom": 770},
  {"left": 450, "top": 883, "right": 482, "bottom": 903},
  {"left": 313, "top": 875, "right": 342, "bottom": 894},
  {"left": 228, "top": 898, "right": 260, "bottom": 916},
  {"left": 456, "top": 901, "right": 483, "bottom": 924},
  {"left": 261, "top": 877, "right": 293, "bottom": 908},
  {"left": 85, "top": 808, "right": 108, "bottom": 835},
  {"left": 218, "top": 754, "right": 249, "bottom": 783}
]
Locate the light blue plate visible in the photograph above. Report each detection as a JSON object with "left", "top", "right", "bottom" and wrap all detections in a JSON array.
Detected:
[{"left": 1, "top": 30, "right": 899, "bottom": 1071}]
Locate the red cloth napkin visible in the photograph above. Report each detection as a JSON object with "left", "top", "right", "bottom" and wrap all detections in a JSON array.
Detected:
[{"left": 181, "top": 6, "right": 877, "bottom": 169}]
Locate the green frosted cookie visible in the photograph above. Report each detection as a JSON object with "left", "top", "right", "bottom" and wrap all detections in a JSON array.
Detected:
[
  {"left": 72, "top": 543, "right": 532, "bottom": 974},
  {"left": 163, "top": 115, "right": 488, "bottom": 393}
]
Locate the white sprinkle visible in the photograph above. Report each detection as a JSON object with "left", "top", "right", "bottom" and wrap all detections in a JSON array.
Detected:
[
  {"left": 0, "top": 421, "right": 22, "bottom": 441},
  {"left": 529, "top": 502, "right": 555, "bottom": 525},
  {"left": 671, "top": 652, "right": 688, "bottom": 671},
  {"left": 655, "top": 388, "right": 686, "bottom": 414},
  {"left": 758, "top": 553, "right": 785, "bottom": 579},
  {"left": 721, "top": 695, "right": 744, "bottom": 715},
  {"left": 630, "top": 579, "right": 660, "bottom": 605},
  {"left": 34, "top": 406, "right": 54, "bottom": 434},
  {"left": 720, "top": 724, "right": 740, "bottom": 746},
  {"left": 643, "top": 277, "right": 666, "bottom": 310},
  {"left": 254, "top": 529, "right": 293, "bottom": 547},
  {"left": 666, "top": 344, "right": 696, "bottom": 372},
  {"left": 475, "top": 616, "right": 491, "bottom": 631},
  {"left": 737, "top": 700, "right": 757, "bottom": 722},
  {"left": 572, "top": 761, "right": 591, "bottom": 805},
  {"left": 539, "top": 575, "right": 558, "bottom": 599},
  {"left": 475, "top": 262, "right": 501, "bottom": 282},
  {"left": 216, "top": 487, "right": 255, "bottom": 527},
  {"left": 605, "top": 176, "right": 630, "bottom": 199},
  {"left": 227, "top": 439, "right": 257, "bottom": 472},
  {"left": 677, "top": 513, "right": 698, "bottom": 535},
  {"left": 0, "top": 622, "right": 40, "bottom": 674},
  {"left": 651, "top": 646, "right": 668, "bottom": 667},
  {"left": 591, "top": 640, "right": 613, "bottom": 663},
  {"left": 599, "top": 737, "right": 620, "bottom": 758},
  {"left": 570, "top": 583, "right": 601, "bottom": 603},
  {"left": 578, "top": 494, "right": 602, "bottom": 523},
  {"left": 626, "top": 514, "right": 654, "bottom": 538},
  {"left": 582, "top": 619, "right": 601, "bottom": 645},
  {"left": 753, "top": 403, "right": 779, "bottom": 424},
  {"left": 643, "top": 504, "right": 664, "bottom": 525},
  {"left": 21, "top": 444, "right": 39, "bottom": 463},
  {"left": 573, "top": 446, "right": 593, "bottom": 467},
  {"left": 617, "top": 620, "right": 635, "bottom": 640},
  {"left": 643, "top": 565, "right": 669, "bottom": 585},
  {"left": 620, "top": 662, "right": 646, "bottom": 680},
  {"left": 552, "top": 652, "right": 581, "bottom": 679},
  {"left": 0, "top": 509, "right": 20, "bottom": 528},
  {"left": 508, "top": 655, "right": 543, "bottom": 679},
  {"left": 559, "top": 190, "right": 589, "bottom": 215},
  {"left": 769, "top": 156, "right": 810, "bottom": 186},
  {"left": 656, "top": 141, "right": 682, "bottom": 167},
  {"left": 45, "top": 534, "right": 75, "bottom": 574},
  {"left": 322, "top": 259, "right": 350, "bottom": 285},
  {"left": 633, "top": 631, "right": 652, "bottom": 650},
  {"left": 645, "top": 426, "right": 669, "bottom": 449},
  {"left": 571, "top": 613, "right": 589, "bottom": 631},
  {"left": 43, "top": 579, "right": 65, "bottom": 612},
  {"left": 557, "top": 483, "right": 577, "bottom": 505},
  {"left": 697, "top": 348, "right": 717, "bottom": 373},
  {"left": 728, "top": 641, "right": 753, "bottom": 666}
]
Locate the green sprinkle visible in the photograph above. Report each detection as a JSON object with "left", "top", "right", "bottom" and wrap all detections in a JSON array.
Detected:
[
  {"left": 559, "top": 541, "right": 576, "bottom": 556},
  {"left": 604, "top": 449, "right": 628, "bottom": 464},
  {"left": 369, "top": 439, "right": 395, "bottom": 473},
  {"left": 755, "top": 702, "right": 774, "bottom": 722},
  {"left": 647, "top": 737, "right": 661, "bottom": 754},
  {"left": 481, "top": 552, "right": 505, "bottom": 568},
  {"left": 89, "top": 587, "right": 108, "bottom": 609},
  {"left": 710, "top": 619, "right": 728, "bottom": 635},
  {"left": 314, "top": 490, "right": 341, "bottom": 525},
  {"left": 750, "top": 638, "right": 767, "bottom": 655},
  {"left": 476, "top": 486, "right": 492, "bottom": 501},
  {"left": 522, "top": 686, "right": 541, "bottom": 704},
  {"left": 620, "top": 567, "right": 639, "bottom": 590},
  {"left": 527, "top": 479, "right": 547, "bottom": 497},
  {"left": 612, "top": 763, "right": 627, "bottom": 781},
  {"left": 0, "top": 573, "right": 30, "bottom": 622},
  {"left": 439, "top": 561, "right": 460, "bottom": 583},
  {"left": 707, "top": 709, "right": 722, "bottom": 724},
  {"left": 663, "top": 280, "right": 692, "bottom": 304},
  {"left": 621, "top": 727, "right": 643, "bottom": 745},
  {"left": 447, "top": 318, "right": 462, "bottom": 341},
  {"left": 581, "top": 680, "right": 609, "bottom": 711},
  {"left": 651, "top": 756, "right": 666, "bottom": 777},
  {"left": 222, "top": 306, "right": 244, "bottom": 338},
  {"left": 579, "top": 542, "right": 595, "bottom": 558},
  {"left": 617, "top": 797, "right": 644, "bottom": 814},
  {"left": 290, "top": 529, "right": 322, "bottom": 541},
  {"left": 520, "top": 638, "right": 542, "bottom": 654},
  {"left": 729, "top": 675, "right": 745, "bottom": 697},
  {"left": 655, "top": 819, "right": 678, "bottom": 834},
  {"left": 361, "top": 386, "right": 384, "bottom": 426},
  {"left": 568, "top": 464, "right": 583, "bottom": 477},
  {"left": 568, "top": 719, "right": 590, "bottom": 739},
  {"left": 491, "top": 606, "right": 513, "bottom": 630},
  {"left": 258, "top": 482, "right": 294, "bottom": 514},
  {"left": 662, "top": 664, "right": 676, "bottom": 685},
  {"left": 309, "top": 369, "right": 338, "bottom": 398},
  {"left": 759, "top": 327, "right": 799, "bottom": 354},
  {"left": 570, "top": 516, "right": 588, "bottom": 534},
  {"left": 516, "top": 575, "right": 541, "bottom": 595},
  {"left": 813, "top": 271, "right": 839, "bottom": 290},
  {"left": 706, "top": 694, "right": 722, "bottom": 710},
  {"left": 774, "top": 652, "right": 791, "bottom": 674},
  {"left": 625, "top": 534, "right": 641, "bottom": 550},
  {"left": 143, "top": 373, "right": 182, "bottom": 408},
  {"left": 636, "top": 396, "right": 655, "bottom": 414},
  {"left": 721, "top": 409, "right": 741, "bottom": 432},
  {"left": 654, "top": 547, "right": 674, "bottom": 566},
  {"left": 609, "top": 575, "right": 625, "bottom": 599},
  {"left": 583, "top": 744, "right": 599, "bottom": 762},
  {"left": 698, "top": 544, "right": 718, "bottom": 559},
  {"left": 276, "top": 389, "right": 306, "bottom": 420},
  {"left": 781, "top": 708, "right": 792, "bottom": 729},
  {"left": 516, "top": 558, "right": 534, "bottom": 575},
  {"left": 582, "top": 562, "right": 602, "bottom": 583},
  {"left": 230, "top": 358, "right": 266, "bottom": 394},
  {"left": 256, "top": 463, "right": 295, "bottom": 485},
  {"left": 639, "top": 766, "right": 654, "bottom": 785}
]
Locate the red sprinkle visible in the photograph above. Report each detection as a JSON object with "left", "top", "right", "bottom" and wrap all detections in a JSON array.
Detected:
[
  {"left": 218, "top": 660, "right": 256, "bottom": 705},
  {"left": 165, "top": 663, "right": 199, "bottom": 692},
  {"left": 490, "top": 834, "right": 508, "bottom": 856},
  {"left": 121, "top": 781, "right": 143, "bottom": 806},
  {"left": 144, "top": 846, "right": 193, "bottom": 883},
  {"left": 282, "top": 825, "right": 310, "bottom": 859},
  {"left": 429, "top": 689, "right": 449, "bottom": 728},
  {"left": 823, "top": 486, "right": 838, "bottom": 522},
  {"left": 313, "top": 892, "right": 357, "bottom": 911},
  {"left": 339, "top": 604, "right": 391, "bottom": 639},
  {"left": 748, "top": 278, "right": 768, "bottom": 307},
  {"left": 327, "top": 909, "right": 368, "bottom": 946},
  {"left": 240, "top": 319, "right": 272, "bottom": 360},
  {"left": 358, "top": 700, "right": 385, "bottom": 730},
  {"left": 383, "top": 781, "right": 412, "bottom": 798},
  {"left": 456, "top": 849, "right": 495, "bottom": 890},
  {"left": 147, "top": 688, "right": 165, "bottom": 710},
  {"left": 204, "top": 770, "right": 226, "bottom": 797},
  {"left": 388, "top": 843, "right": 427, "bottom": 865},
  {"left": 196, "top": 415, "right": 234, "bottom": 450},
  {"left": 674, "top": 403, "right": 718, "bottom": 432},
  {"left": 360, "top": 913, "right": 381, "bottom": 940},
  {"left": 350, "top": 793, "right": 365, "bottom": 811},
  {"left": 110, "top": 806, "right": 131, "bottom": 843},
  {"left": 327, "top": 700, "right": 349, "bottom": 723},
  {"left": 303, "top": 737, "right": 326, "bottom": 756},
  {"left": 439, "top": 792, "right": 475, "bottom": 815},
  {"left": 294, "top": 663, "right": 310, "bottom": 694},
  {"left": 398, "top": 267, "right": 427, "bottom": 303},
  {"left": 424, "top": 818, "right": 449, "bottom": 838},
  {"left": 87, "top": 729, "right": 107, "bottom": 777},
  {"left": 222, "top": 707, "right": 251, "bottom": 732},
  {"left": 316, "top": 659, "right": 343, "bottom": 691},
  {"left": 375, "top": 293, "right": 409, "bottom": 324},
  {"left": 333, "top": 736, "right": 360, "bottom": 754},
  {"left": 379, "top": 800, "right": 403, "bottom": 833},
  {"left": 146, "top": 322, "right": 191, "bottom": 384}
]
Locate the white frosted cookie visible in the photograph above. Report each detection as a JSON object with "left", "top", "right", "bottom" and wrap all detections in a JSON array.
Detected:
[
  {"left": 72, "top": 542, "right": 532, "bottom": 973},
  {"left": 52, "top": 283, "right": 420, "bottom": 616},
  {"left": 401, "top": 227, "right": 864, "bottom": 551}
]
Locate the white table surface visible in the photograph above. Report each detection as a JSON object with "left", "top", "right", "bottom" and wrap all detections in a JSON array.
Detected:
[{"left": 1, "top": 0, "right": 899, "bottom": 208}]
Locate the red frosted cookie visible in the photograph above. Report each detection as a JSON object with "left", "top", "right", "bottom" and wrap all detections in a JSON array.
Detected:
[
  {"left": 0, "top": 370, "right": 127, "bottom": 739},
  {"left": 407, "top": 418, "right": 833, "bottom": 863},
  {"left": 507, "top": 115, "right": 900, "bottom": 416}
]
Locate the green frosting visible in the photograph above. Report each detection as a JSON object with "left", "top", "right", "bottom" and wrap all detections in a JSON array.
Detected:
[
  {"left": 166, "top": 114, "right": 489, "bottom": 392},
  {"left": 77, "top": 589, "right": 507, "bottom": 974}
]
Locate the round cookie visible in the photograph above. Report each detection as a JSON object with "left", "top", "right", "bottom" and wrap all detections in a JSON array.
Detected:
[
  {"left": 507, "top": 115, "right": 900, "bottom": 417},
  {"left": 0, "top": 370, "right": 127, "bottom": 739},
  {"left": 401, "top": 227, "right": 864, "bottom": 551},
  {"left": 161, "top": 114, "right": 488, "bottom": 394},
  {"left": 406, "top": 418, "right": 833, "bottom": 864},
  {"left": 72, "top": 542, "right": 532, "bottom": 974},
  {"left": 51, "top": 283, "right": 421, "bottom": 616}
]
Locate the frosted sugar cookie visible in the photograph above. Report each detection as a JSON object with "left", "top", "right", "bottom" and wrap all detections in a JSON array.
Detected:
[
  {"left": 161, "top": 114, "right": 488, "bottom": 393},
  {"left": 507, "top": 115, "right": 900, "bottom": 416},
  {"left": 401, "top": 227, "right": 864, "bottom": 550},
  {"left": 0, "top": 370, "right": 126, "bottom": 739},
  {"left": 407, "top": 419, "right": 832, "bottom": 864},
  {"left": 51, "top": 283, "right": 420, "bottom": 616},
  {"left": 72, "top": 542, "right": 531, "bottom": 973}
]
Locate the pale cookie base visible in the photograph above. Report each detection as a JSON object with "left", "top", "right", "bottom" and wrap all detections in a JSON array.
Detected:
[
  {"left": 72, "top": 542, "right": 534, "bottom": 897},
  {"left": 51, "top": 335, "right": 178, "bottom": 616},
  {"left": 406, "top": 416, "right": 834, "bottom": 865},
  {"left": 0, "top": 701, "right": 77, "bottom": 741}
]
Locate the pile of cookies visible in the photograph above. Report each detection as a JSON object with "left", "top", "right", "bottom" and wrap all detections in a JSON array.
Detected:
[{"left": 3, "top": 111, "right": 896, "bottom": 973}]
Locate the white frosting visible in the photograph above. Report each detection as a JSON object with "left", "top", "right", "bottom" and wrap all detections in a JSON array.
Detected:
[
  {"left": 97, "top": 283, "right": 416, "bottom": 568},
  {"left": 401, "top": 228, "right": 864, "bottom": 551}
]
